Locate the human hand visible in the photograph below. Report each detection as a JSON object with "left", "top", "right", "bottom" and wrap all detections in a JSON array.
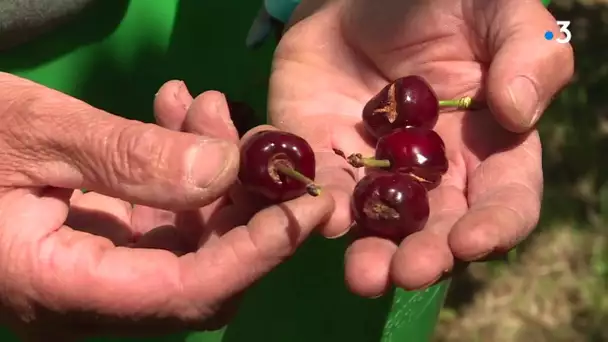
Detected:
[
  {"left": 0, "top": 73, "right": 333, "bottom": 340},
  {"left": 269, "top": 0, "right": 574, "bottom": 296}
]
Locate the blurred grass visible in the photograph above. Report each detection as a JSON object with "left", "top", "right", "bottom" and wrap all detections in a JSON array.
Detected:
[{"left": 435, "top": 1, "right": 608, "bottom": 341}]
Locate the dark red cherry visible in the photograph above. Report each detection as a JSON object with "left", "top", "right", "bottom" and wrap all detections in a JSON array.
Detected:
[
  {"left": 347, "top": 127, "right": 448, "bottom": 187},
  {"left": 362, "top": 76, "right": 472, "bottom": 139},
  {"left": 376, "top": 127, "right": 448, "bottom": 185},
  {"left": 239, "top": 130, "right": 320, "bottom": 202},
  {"left": 351, "top": 172, "right": 429, "bottom": 241}
]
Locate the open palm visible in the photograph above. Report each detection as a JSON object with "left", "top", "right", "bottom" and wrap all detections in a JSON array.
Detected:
[{"left": 269, "top": 0, "right": 573, "bottom": 296}]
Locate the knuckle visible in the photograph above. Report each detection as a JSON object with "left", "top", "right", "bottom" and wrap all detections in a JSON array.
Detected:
[
  {"left": 103, "top": 123, "right": 172, "bottom": 187},
  {"left": 248, "top": 208, "right": 299, "bottom": 260},
  {"left": 1, "top": 88, "right": 43, "bottom": 149},
  {"left": 0, "top": 88, "right": 64, "bottom": 185}
]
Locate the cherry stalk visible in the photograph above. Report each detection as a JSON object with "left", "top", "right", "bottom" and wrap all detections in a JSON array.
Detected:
[
  {"left": 344, "top": 127, "right": 449, "bottom": 186},
  {"left": 239, "top": 130, "right": 321, "bottom": 202},
  {"left": 273, "top": 161, "right": 321, "bottom": 197},
  {"left": 362, "top": 75, "right": 474, "bottom": 138}
]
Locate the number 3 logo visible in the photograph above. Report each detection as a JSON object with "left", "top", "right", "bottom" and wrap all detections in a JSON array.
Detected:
[{"left": 556, "top": 21, "right": 572, "bottom": 44}]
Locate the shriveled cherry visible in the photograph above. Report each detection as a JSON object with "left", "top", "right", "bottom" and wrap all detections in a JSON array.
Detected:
[
  {"left": 347, "top": 127, "right": 448, "bottom": 186},
  {"left": 351, "top": 172, "right": 429, "bottom": 241},
  {"left": 362, "top": 75, "right": 472, "bottom": 139},
  {"left": 239, "top": 130, "right": 320, "bottom": 202}
]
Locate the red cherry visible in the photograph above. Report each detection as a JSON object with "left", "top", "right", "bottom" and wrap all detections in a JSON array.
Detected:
[
  {"left": 351, "top": 172, "right": 429, "bottom": 241},
  {"left": 361, "top": 76, "right": 472, "bottom": 139},
  {"left": 239, "top": 130, "right": 320, "bottom": 202},
  {"left": 346, "top": 127, "right": 448, "bottom": 187}
]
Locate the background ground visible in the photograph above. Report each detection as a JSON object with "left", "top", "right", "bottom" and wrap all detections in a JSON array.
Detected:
[{"left": 433, "top": 1, "right": 608, "bottom": 341}]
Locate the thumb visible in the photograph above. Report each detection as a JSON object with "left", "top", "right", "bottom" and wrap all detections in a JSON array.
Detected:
[
  {"left": 0, "top": 74, "right": 239, "bottom": 210},
  {"left": 486, "top": 0, "right": 574, "bottom": 133}
]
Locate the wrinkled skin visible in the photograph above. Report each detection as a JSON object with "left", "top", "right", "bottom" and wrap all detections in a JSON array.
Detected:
[
  {"left": 269, "top": 0, "right": 574, "bottom": 296},
  {"left": 0, "top": 76, "right": 334, "bottom": 340}
]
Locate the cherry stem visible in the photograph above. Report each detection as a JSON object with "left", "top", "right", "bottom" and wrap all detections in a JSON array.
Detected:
[
  {"left": 347, "top": 153, "right": 391, "bottom": 169},
  {"left": 438, "top": 96, "right": 473, "bottom": 109},
  {"left": 274, "top": 162, "right": 322, "bottom": 196},
  {"left": 405, "top": 173, "right": 431, "bottom": 184}
]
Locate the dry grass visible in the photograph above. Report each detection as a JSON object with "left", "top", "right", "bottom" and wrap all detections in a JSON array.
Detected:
[
  {"left": 434, "top": 226, "right": 608, "bottom": 342},
  {"left": 429, "top": 1, "right": 608, "bottom": 340}
]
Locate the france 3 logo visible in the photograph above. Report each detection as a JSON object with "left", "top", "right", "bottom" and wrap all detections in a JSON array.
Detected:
[{"left": 544, "top": 21, "right": 572, "bottom": 44}]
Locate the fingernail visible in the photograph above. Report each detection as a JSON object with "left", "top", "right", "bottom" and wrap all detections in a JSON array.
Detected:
[
  {"left": 468, "top": 249, "right": 493, "bottom": 261},
  {"left": 508, "top": 76, "right": 540, "bottom": 128},
  {"left": 326, "top": 221, "right": 355, "bottom": 239},
  {"left": 326, "top": 228, "right": 350, "bottom": 240},
  {"left": 414, "top": 273, "right": 443, "bottom": 291},
  {"left": 155, "top": 80, "right": 183, "bottom": 97},
  {"left": 176, "top": 81, "right": 192, "bottom": 110},
  {"left": 191, "top": 139, "right": 235, "bottom": 189},
  {"left": 214, "top": 93, "right": 235, "bottom": 126}
]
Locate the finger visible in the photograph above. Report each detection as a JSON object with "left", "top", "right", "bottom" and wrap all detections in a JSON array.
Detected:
[
  {"left": 172, "top": 124, "right": 280, "bottom": 247},
  {"left": 389, "top": 184, "right": 468, "bottom": 290},
  {"left": 69, "top": 189, "right": 85, "bottom": 202},
  {"left": 344, "top": 237, "right": 397, "bottom": 298},
  {"left": 156, "top": 90, "right": 240, "bottom": 246},
  {"left": 201, "top": 202, "right": 260, "bottom": 239},
  {"left": 131, "top": 225, "right": 185, "bottom": 254},
  {"left": 130, "top": 205, "right": 176, "bottom": 235},
  {"left": 154, "top": 80, "right": 193, "bottom": 130},
  {"left": 129, "top": 208, "right": 206, "bottom": 254},
  {"left": 313, "top": 151, "right": 357, "bottom": 238},
  {"left": 188, "top": 191, "right": 334, "bottom": 301},
  {"left": 449, "top": 134, "right": 543, "bottom": 260},
  {"left": 136, "top": 80, "right": 189, "bottom": 240},
  {"left": 1, "top": 78, "right": 239, "bottom": 210},
  {"left": 184, "top": 91, "right": 239, "bottom": 143},
  {"left": 485, "top": 0, "right": 574, "bottom": 132},
  {"left": 128, "top": 90, "right": 242, "bottom": 250},
  {"left": 228, "top": 183, "right": 272, "bottom": 213},
  {"left": 0, "top": 188, "right": 199, "bottom": 333},
  {"left": 67, "top": 191, "right": 134, "bottom": 245},
  {"left": 20, "top": 190, "right": 334, "bottom": 326}
]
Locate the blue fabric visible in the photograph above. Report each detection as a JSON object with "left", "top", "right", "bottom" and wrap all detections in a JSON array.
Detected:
[
  {"left": 264, "top": 0, "right": 301, "bottom": 23},
  {"left": 246, "top": 0, "right": 300, "bottom": 47}
]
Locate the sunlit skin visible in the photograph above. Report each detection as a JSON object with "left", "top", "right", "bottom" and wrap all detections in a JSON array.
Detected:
[
  {"left": 268, "top": 0, "right": 573, "bottom": 296},
  {"left": 0, "top": 78, "right": 335, "bottom": 339}
]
